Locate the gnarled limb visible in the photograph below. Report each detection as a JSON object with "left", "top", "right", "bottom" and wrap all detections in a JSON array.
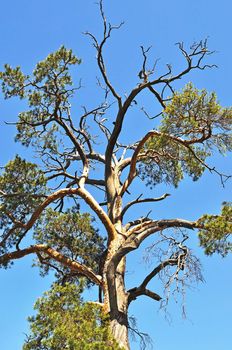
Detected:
[
  {"left": 0, "top": 244, "right": 102, "bottom": 286},
  {"left": 106, "top": 218, "right": 200, "bottom": 276}
]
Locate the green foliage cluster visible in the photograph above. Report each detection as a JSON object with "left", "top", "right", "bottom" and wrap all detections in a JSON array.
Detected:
[
  {"left": 140, "top": 83, "right": 232, "bottom": 187},
  {"left": 198, "top": 202, "right": 232, "bottom": 256},
  {"left": 23, "top": 283, "right": 121, "bottom": 350},
  {"left": 140, "top": 136, "right": 207, "bottom": 187},
  {"left": 0, "top": 46, "right": 81, "bottom": 152},
  {"left": 34, "top": 208, "right": 106, "bottom": 282},
  {"left": 0, "top": 156, "right": 47, "bottom": 257},
  {"left": 0, "top": 64, "right": 27, "bottom": 99}
]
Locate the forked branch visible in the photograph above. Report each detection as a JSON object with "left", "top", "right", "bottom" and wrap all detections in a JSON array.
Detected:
[{"left": 84, "top": 0, "right": 123, "bottom": 104}]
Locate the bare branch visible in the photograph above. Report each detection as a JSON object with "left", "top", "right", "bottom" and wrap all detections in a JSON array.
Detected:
[
  {"left": 128, "top": 286, "right": 162, "bottom": 304},
  {"left": 124, "top": 216, "right": 151, "bottom": 231},
  {"left": 127, "top": 233, "right": 197, "bottom": 306},
  {"left": 147, "top": 85, "right": 166, "bottom": 109},
  {"left": 55, "top": 118, "right": 89, "bottom": 188},
  {"left": 84, "top": 0, "right": 123, "bottom": 104},
  {"left": 94, "top": 115, "right": 112, "bottom": 141},
  {"left": 142, "top": 262, "right": 175, "bottom": 290},
  {"left": 122, "top": 193, "right": 170, "bottom": 218},
  {"left": 120, "top": 131, "right": 160, "bottom": 196},
  {"left": 141, "top": 106, "right": 162, "bottom": 120},
  {"left": 138, "top": 46, "right": 152, "bottom": 82},
  {"left": 46, "top": 172, "right": 105, "bottom": 188},
  {"left": 70, "top": 152, "right": 106, "bottom": 164},
  {"left": 0, "top": 244, "right": 102, "bottom": 286}
]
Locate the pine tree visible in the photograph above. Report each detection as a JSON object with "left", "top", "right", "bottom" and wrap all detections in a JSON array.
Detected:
[{"left": 0, "top": 2, "right": 231, "bottom": 349}]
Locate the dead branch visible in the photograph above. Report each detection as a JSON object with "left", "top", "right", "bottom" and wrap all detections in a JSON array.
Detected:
[
  {"left": 84, "top": 0, "right": 123, "bottom": 104},
  {"left": 121, "top": 193, "right": 170, "bottom": 218}
]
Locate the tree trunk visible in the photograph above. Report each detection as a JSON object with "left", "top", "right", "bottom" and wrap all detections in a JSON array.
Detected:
[
  {"left": 104, "top": 170, "right": 130, "bottom": 348},
  {"left": 103, "top": 242, "right": 130, "bottom": 349},
  {"left": 105, "top": 255, "right": 130, "bottom": 349},
  {"left": 110, "top": 311, "right": 130, "bottom": 350}
]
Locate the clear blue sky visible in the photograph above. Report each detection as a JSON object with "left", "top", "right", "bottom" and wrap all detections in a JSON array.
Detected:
[{"left": 0, "top": 1, "right": 231, "bottom": 349}]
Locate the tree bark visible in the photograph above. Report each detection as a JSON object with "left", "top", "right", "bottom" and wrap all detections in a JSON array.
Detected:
[
  {"left": 103, "top": 163, "right": 131, "bottom": 349},
  {"left": 108, "top": 257, "right": 130, "bottom": 350},
  {"left": 110, "top": 311, "right": 130, "bottom": 350},
  {"left": 103, "top": 227, "right": 130, "bottom": 348}
]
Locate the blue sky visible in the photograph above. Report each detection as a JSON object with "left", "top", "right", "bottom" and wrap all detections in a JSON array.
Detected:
[{"left": 0, "top": 1, "right": 231, "bottom": 349}]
